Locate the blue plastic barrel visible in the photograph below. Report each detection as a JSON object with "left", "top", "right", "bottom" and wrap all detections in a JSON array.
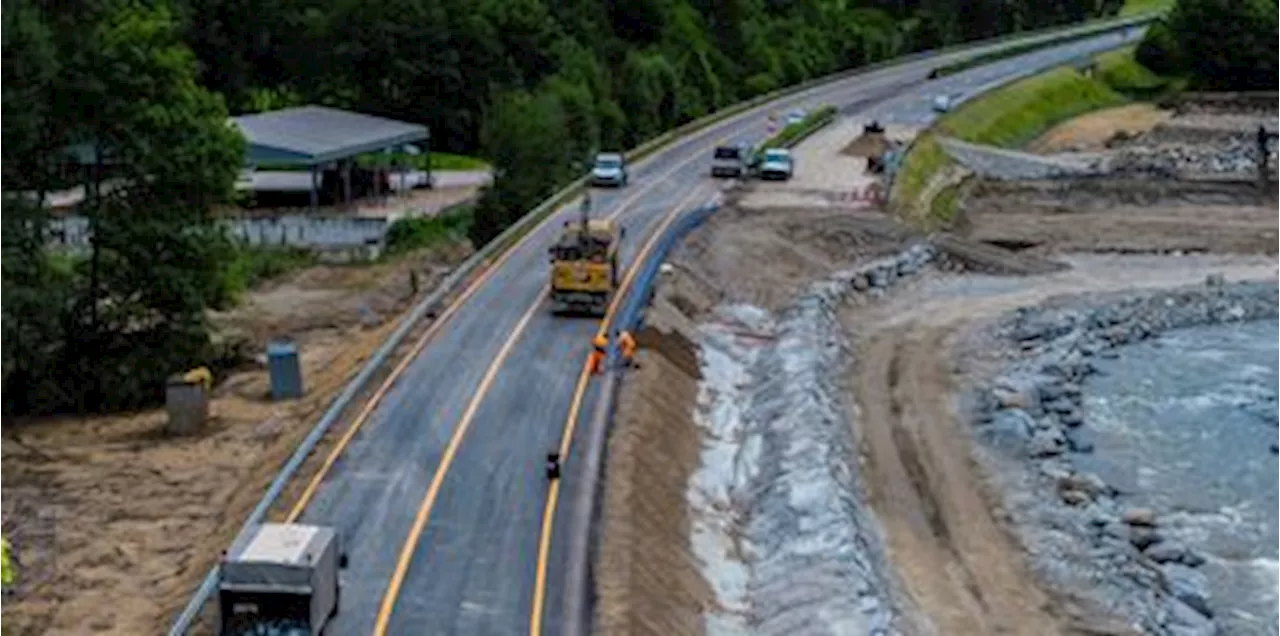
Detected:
[{"left": 267, "top": 340, "right": 304, "bottom": 400}]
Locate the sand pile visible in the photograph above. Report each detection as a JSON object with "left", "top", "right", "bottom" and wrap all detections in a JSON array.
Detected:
[{"left": 595, "top": 325, "right": 714, "bottom": 636}]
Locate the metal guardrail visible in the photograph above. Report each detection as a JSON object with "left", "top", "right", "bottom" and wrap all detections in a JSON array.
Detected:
[
  {"left": 562, "top": 105, "right": 832, "bottom": 635},
  {"left": 559, "top": 19, "right": 1171, "bottom": 634},
  {"left": 886, "top": 24, "right": 1153, "bottom": 212},
  {"left": 168, "top": 14, "right": 1162, "bottom": 634}
]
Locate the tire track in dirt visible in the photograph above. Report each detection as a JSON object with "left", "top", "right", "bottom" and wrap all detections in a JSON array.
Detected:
[
  {"left": 859, "top": 325, "right": 1050, "bottom": 635},
  {"left": 848, "top": 254, "right": 1277, "bottom": 636}
]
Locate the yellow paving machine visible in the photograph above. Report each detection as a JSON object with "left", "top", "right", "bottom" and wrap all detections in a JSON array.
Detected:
[{"left": 548, "top": 195, "right": 623, "bottom": 316}]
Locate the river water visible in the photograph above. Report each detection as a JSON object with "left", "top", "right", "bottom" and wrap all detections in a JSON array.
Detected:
[{"left": 1078, "top": 320, "right": 1279, "bottom": 635}]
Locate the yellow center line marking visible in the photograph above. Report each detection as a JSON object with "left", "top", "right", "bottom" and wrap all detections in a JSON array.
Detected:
[
  {"left": 283, "top": 146, "right": 699, "bottom": 524},
  {"left": 369, "top": 177, "right": 715, "bottom": 635},
  {"left": 372, "top": 298, "right": 542, "bottom": 636},
  {"left": 528, "top": 183, "right": 714, "bottom": 636},
  {"left": 283, "top": 90, "right": 776, "bottom": 526},
  {"left": 284, "top": 214, "right": 582, "bottom": 522}
]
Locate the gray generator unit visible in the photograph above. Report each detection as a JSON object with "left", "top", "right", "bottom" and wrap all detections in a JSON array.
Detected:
[{"left": 218, "top": 523, "right": 347, "bottom": 636}]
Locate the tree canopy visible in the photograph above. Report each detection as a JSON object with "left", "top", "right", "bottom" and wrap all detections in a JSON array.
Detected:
[
  {"left": 3, "top": 0, "right": 1126, "bottom": 414},
  {"left": 1135, "top": 0, "right": 1278, "bottom": 91}
]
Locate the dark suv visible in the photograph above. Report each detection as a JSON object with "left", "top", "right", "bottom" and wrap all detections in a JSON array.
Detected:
[{"left": 710, "top": 144, "right": 755, "bottom": 178}]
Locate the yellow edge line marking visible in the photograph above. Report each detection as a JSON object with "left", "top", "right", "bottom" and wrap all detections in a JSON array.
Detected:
[
  {"left": 285, "top": 263, "right": 492, "bottom": 522},
  {"left": 283, "top": 148, "right": 690, "bottom": 523},
  {"left": 528, "top": 184, "right": 711, "bottom": 636},
  {"left": 284, "top": 84, "right": 771, "bottom": 524},
  {"left": 369, "top": 176, "right": 712, "bottom": 635},
  {"left": 371, "top": 298, "right": 542, "bottom": 635}
]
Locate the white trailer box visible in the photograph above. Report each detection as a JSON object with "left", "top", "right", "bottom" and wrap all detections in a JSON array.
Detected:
[{"left": 218, "top": 523, "right": 343, "bottom": 636}]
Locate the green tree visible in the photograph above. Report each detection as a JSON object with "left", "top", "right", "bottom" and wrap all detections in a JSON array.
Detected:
[
  {"left": 1157, "top": 0, "right": 1277, "bottom": 90},
  {"left": 1, "top": 1, "right": 73, "bottom": 414},
  {"left": 469, "top": 89, "right": 573, "bottom": 246},
  {"left": 55, "top": 0, "right": 244, "bottom": 409}
]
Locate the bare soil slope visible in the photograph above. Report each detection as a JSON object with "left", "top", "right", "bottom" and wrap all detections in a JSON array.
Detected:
[
  {"left": 1, "top": 242, "right": 471, "bottom": 636},
  {"left": 596, "top": 326, "right": 713, "bottom": 636},
  {"left": 674, "top": 202, "right": 917, "bottom": 312}
]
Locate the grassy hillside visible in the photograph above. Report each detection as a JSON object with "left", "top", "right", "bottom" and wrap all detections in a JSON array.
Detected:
[
  {"left": 1120, "top": 0, "right": 1176, "bottom": 16},
  {"left": 892, "top": 50, "right": 1156, "bottom": 226}
]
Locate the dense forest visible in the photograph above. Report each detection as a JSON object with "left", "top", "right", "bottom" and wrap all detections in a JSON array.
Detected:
[
  {"left": 10, "top": 0, "right": 1252, "bottom": 416},
  {"left": 1135, "top": 0, "right": 1278, "bottom": 91}
]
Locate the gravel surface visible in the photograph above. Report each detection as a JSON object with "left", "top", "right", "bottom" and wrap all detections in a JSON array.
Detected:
[
  {"left": 940, "top": 137, "right": 1111, "bottom": 180},
  {"left": 967, "top": 280, "right": 1279, "bottom": 636}
]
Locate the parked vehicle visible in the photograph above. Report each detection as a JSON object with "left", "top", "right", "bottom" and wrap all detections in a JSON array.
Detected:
[
  {"left": 218, "top": 523, "right": 347, "bottom": 636},
  {"left": 710, "top": 144, "right": 756, "bottom": 178},
  {"left": 758, "top": 148, "right": 795, "bottom": 181},
  {"left": 590, "top": 152, "right": 628, "bottom": 187}
]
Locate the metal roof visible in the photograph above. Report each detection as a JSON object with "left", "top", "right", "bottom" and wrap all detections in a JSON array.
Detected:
[
  {"left": 231, "top": 105, "right": 428, "bottom": 166},
  {"left": 238, "top": 523, "right": 330, "bottom": 565}
]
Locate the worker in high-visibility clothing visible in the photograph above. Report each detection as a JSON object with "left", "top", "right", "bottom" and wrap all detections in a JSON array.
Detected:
[
  {"left": 618, "top": 330, "right": 637, "bottom": 367},
  {"left": 2, "top": 533, "right": 16, "bottom": 593},
  {"left": 588, "top": 334, "right": 608, "bottom": 375}
]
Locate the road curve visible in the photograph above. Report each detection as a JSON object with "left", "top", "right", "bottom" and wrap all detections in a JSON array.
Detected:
[{"left": 285, "top": 26, "right": 1142, "bottom": 636}]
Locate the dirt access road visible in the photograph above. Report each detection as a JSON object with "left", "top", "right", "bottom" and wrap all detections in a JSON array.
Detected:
[
  {"left": 595, "top": 93, "right": 1278, "bottom": 635},
  {"left": 845, "top": 254, "right": 1276, "bottom": 635}
]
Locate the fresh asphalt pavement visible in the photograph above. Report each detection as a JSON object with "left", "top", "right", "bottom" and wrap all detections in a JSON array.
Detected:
[{"left": 293, "top": 26, "right": 1144, "bottom": 636}]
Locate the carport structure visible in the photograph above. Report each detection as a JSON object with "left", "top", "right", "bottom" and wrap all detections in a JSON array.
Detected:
[{"left": 231, "top": 105, "right": 430, "bottom": 210}]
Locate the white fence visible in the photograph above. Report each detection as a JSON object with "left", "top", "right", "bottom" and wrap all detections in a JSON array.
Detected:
[{"left": 47, "top": 214, "right": 389, "bottom": 251}]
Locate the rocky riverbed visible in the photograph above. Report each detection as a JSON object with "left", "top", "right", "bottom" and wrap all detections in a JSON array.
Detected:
[{"left": 969, "top": 279, "right": 1279, "bottom": 636}]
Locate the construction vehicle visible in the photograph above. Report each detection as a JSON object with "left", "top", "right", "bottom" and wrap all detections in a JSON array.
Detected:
[
  {"left": 548, "top": 195, "right": 623, "bottom": 316},
  {"left": 217, "top": 523, "right": 347, "bottom": 636}
]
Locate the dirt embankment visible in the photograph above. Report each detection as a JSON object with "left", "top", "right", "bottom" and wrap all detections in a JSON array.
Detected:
[
  {"left": 673, "top": 198, "right": 918, "bottom": 312},
  {"left": 1, "top": 242, "right": 471, "bottom": 636},
  {"left": 596, "top": 325, "right": 713, "bottom": 636},
  {"left": 958, "top": 100, "right": 1279, "bottom": 258},
  {"left": 840, "top": 254, "right": 1277, "bottom": 636}
]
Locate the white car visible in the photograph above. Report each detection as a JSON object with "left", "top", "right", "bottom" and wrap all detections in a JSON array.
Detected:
[
  {"left": 758, "top": 148, "right": 794, "bottom": 180},
  {"left": 590, "top": 152, "right": 628, "bottom": 187},
  {"left": 785, "top": 109, "right": 807, "bottom": 126},
  {"left": 932, "top": 94, "right": 954, "bottom": 113}
]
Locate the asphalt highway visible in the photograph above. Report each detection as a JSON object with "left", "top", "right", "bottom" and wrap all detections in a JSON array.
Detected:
[{"left": 287, "top": 25, "right": 1142, "bottom": 636}]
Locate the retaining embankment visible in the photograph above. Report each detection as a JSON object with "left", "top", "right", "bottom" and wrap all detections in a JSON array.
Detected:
[
  {"left": 888, "top": 49, "right": 1142, "bottom": 226},
  {"left": 583, "top": 229, "right": 944, "bottom": 635},
  {"left": 169, "top": 14, "right": 1162, "bottom": 634}
]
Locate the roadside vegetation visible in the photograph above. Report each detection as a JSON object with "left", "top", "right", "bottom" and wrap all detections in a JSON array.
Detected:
[
  {"left": 382, "top": 206, "right": 475, "bottom": 259},
  {"left": 1133, "top": 0, "right": 1277, "bottom": 91},
  {"left": 761, "top": 106, "right": 839, "bottom": 150},
  {"left": 896, "top": 45, "right": 1167, "bottom": 222},
  {"left": 1, "top": 0, "right": 1137, "bottom": 417},
  {"left": 1119, "top": 0, "right": 1175, "bottom": 16},
  {"left": 930, "top": 0, "right": 1175, "bottom": 79}
]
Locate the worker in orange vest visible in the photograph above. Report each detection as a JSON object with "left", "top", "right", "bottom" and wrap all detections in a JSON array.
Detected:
[
  {"left": 618, "top": 330, "right": 637, "bottom": 367},
  {"left": 588, "top": 334, "right": 608, "bottom": 375}
]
